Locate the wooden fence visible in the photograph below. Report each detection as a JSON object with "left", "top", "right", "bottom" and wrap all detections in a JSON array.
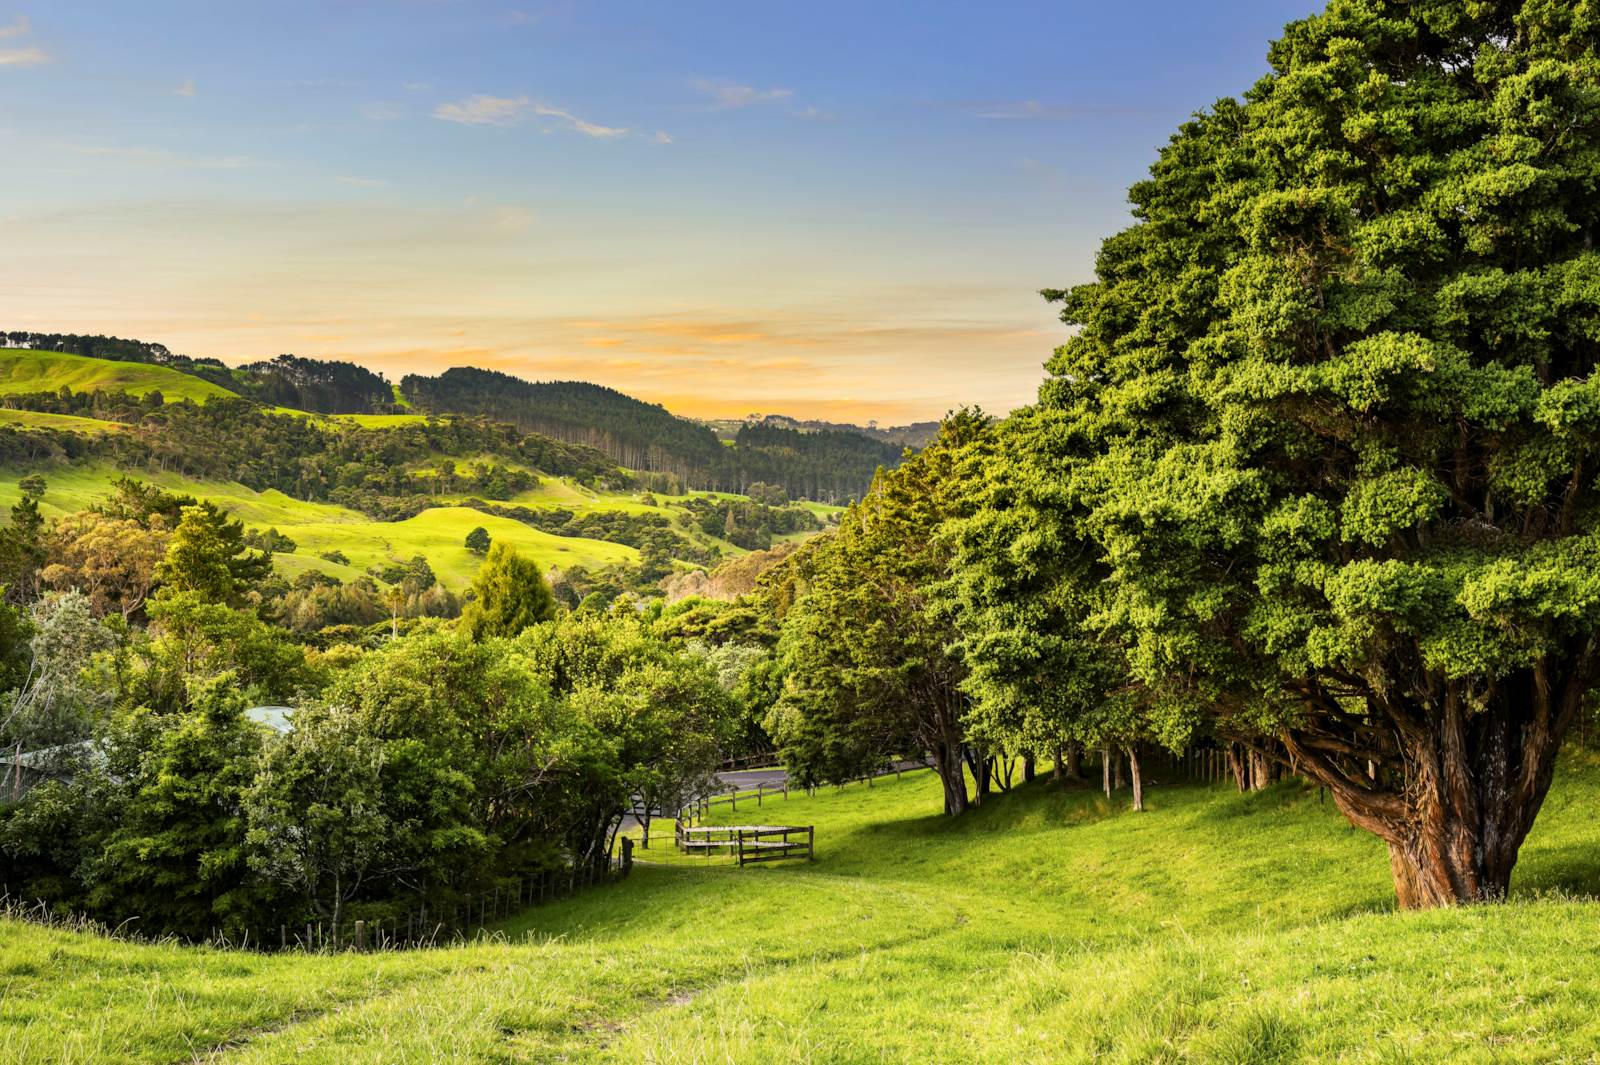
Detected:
[
  {"left": 677, "top": 762, "right": 916, "bottom": 826},
  {"left": 674, "top": 823, "right": 815, "bottom": 866}
]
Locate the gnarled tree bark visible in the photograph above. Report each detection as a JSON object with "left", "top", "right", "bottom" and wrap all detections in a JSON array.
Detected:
[{"left": 1278, "top": 648, "right": 1596, "bottom": 908}]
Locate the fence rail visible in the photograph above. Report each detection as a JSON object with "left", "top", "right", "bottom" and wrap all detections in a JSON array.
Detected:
[
  {"left": 677, "top": 761, "right": 919, "bottom": 826},
  {"left": 674, "top": 823, "right": 815, "bottom": 865}
]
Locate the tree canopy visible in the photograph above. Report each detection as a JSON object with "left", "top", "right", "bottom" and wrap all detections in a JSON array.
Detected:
[{"left": 992, "top": 0, "right": 1600, "bottom": 906}]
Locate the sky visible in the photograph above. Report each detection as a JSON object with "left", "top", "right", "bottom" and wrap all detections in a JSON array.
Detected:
[{"left": 0, "top": 1, "right": 1317, "bottom": 424}]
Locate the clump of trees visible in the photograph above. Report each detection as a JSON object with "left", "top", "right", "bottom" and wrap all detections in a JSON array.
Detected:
[
  {"left": 0, "top": 515, "right": 738, "bottom": 941},
  {"left": 762, "top": 0, "right": 1600, "bottom": 909}
]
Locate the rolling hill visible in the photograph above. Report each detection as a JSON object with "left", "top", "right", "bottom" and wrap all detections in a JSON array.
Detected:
[{"left": 0, "top": 349, "right": 237, "bottom": 403}]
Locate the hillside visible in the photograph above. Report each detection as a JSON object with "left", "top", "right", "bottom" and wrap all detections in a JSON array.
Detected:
[
  {"left": 0, "top": 349, "right": 236, "bottom": 404},
  {"left": 7, "top": 751, "right": 1600, "bottom": 1062},
  {"left": 402, "top": 366, "right": 904, "bottom": 501}
]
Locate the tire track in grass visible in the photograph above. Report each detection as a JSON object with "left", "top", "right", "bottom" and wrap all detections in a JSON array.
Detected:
[{"left": 203, "top": 873, "right": 961, "bottom": 1064}]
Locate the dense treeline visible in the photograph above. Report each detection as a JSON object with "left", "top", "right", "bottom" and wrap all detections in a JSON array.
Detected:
[
  {"left": 759, "top": 0, "right": 1600, "bottom": 910},
  {"left": 401, "top": 367, "right": 902, "bottom": 501},
  {"left": 234, "top": 354, "right": 395, "bottom": 415}
]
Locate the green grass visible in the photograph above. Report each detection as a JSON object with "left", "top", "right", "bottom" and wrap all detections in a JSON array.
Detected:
[
  {"left": 8, "top": 752, "right": 1600, "bottom": 1062},
  {"left": 327, "top": 413, "right": 435, "bottom": 428},
  {"left": 0, "top": 409, "right": 126, "bottom": 433},
  {"left": 275, "top": 506, "right": 637, "bottom": 587},
  {"left": 0, "top": 350, "right": 236, "bottom": 403},
  {"left": 0, "top": 463, "right": 637, "bottom": 588}
]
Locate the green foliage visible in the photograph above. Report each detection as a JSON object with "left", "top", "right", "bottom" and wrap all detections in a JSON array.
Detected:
[
  {"left": 460, "top": 542, "right": 556, "bottom": 640},
  {"left": 773, "top": 413, "right": 990, "bottom": 811},
  {"left": 85, "top": 677, "right": 267, "bottom": 938},
  {"left": 464, "top": 525, "right": 490, "bottom": 555},
  {"left": 155, "top": 502, "right": 271, "bottom": 606},
  {"left": 245, "top": 708, "right": 392, "bottom": 929},
  {"left": 0, "top": 591, "right": 116, "bottom": 751}
]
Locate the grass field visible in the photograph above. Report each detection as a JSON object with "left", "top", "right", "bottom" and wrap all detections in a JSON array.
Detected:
[
  {"left": 0, "top": 463, "right": 637, "bottom": 588},
  {"left": 0, "top": 409, "right": 126, "bottom": 433},
  {"left": 0, "top": 350, "right": 236, "bottom": 403},
  {"left": 7, "top": 751, "right": 1600, "bottom": 1062}
]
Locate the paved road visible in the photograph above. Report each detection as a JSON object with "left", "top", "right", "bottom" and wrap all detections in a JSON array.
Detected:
[{"left": 621, "top": 759, "right": 928, "bottom": 833}]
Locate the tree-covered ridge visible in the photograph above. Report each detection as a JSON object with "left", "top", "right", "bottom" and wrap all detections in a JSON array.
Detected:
[
  {"left": 2, "top": 336, "right": 395, "bottom": 414},
  {"left": 235, "top": 354, "right": 395, "bottom": 415},
  {"left": 401, "top": 366, "right": 905, "bottom": 501}
]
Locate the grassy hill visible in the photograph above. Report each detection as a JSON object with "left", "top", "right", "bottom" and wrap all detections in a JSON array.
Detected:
[
  {"left": 7, "top": 751, "right": 1600, "bottom": 1062},
  {"left": 0, "top": 409, "right": 126, "bottom": 433},
  {"left": 0, "top": 349, "right": 236, "bottom": 403},
  {"left": 0, "top": 464, "right": 639, "bottom": 588}
]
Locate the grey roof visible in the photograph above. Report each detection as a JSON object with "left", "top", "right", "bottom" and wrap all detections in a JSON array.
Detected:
[{"left": 245, "top": 705, "right": 296, "bottom": 733}]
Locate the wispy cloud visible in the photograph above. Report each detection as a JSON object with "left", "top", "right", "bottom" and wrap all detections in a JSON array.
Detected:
[
  {"left": 0, "top": 46, "right": 47, "bottom": 66},
  {"left": 651, "top": 130, "right": 674, "bottom": 145},
  {"left": 692, "top": 79, "right": 792, "bottom": 109},
  {"left": 175, "top": 78, "right": 196, "bottom": 98},
  {"left": 433, "top": 94, "right": 628, "bottom": 137},
  {"left": 0, "top": 15, "right": 47, "bottom": 66},
  {"left": 493, "top": 206, "right": 535, "bottom": 232},
  {"left": 434, "top": 94, "right": 528, "bottom": 126}
]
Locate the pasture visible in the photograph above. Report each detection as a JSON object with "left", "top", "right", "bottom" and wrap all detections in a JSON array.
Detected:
[{"left": 7, "top": 752, "right": 1600, "bottom": 1062}]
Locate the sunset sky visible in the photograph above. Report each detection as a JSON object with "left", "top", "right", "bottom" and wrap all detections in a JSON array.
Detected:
[{"left": 1, "top": 1, "right": 1313, "bottom": 424}]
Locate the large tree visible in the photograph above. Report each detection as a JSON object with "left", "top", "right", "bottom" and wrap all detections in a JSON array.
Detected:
[
  {"left": 460, "top": 542, "right": 556, "bottom": 641},
  {"left": 154, "top": 502, "right": 270, "bottom": 607},
  {"left": 1035, "top": 0, "right": 1600, "bottom": 905}
]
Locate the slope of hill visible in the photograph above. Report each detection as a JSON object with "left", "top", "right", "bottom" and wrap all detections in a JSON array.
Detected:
[
  {"left": 401, "top": 366, "right": 905, "bottom": 502},
  {"left": 0, "top": 349, "right": 236, "bottom": 403},
  {"left": 0, "top": 464, "right": 640, "bottom": 589},
  {"left": 401, "top": 368, "right": 730, "bottom": 473},
  {"left": 6, "top": 751, "right": 1600, "bottom": 1062}
]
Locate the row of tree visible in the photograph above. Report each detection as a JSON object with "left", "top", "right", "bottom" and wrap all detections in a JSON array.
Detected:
[{"left": 765, "top": 0, "right": 1600, "bottom": 909}]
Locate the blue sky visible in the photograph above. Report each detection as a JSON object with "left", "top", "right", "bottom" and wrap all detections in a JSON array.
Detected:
[{"left": 1, "top": 1, "right": 1316, "bottom": 422}]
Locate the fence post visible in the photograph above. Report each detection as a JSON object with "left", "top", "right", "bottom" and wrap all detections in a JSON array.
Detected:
[
  {"left": 355, "top": 920, "right": 366, "bottom": 952},
  {"left": 730, "top": 785, "right": 737, "bottom": 812},
  {"left": 808, "top": 825, "right": 815, "bottom": 861},
  {"left": 757, "top": 784, "right": 763, "bottom": 806}
]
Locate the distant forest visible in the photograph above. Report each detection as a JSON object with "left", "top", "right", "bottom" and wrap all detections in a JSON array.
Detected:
[
  {"left": 400, "top": 368, "right": 905, "bottom": 501},
  {"left": 2, "top": 332, "right": 910, "bottom": 501}
]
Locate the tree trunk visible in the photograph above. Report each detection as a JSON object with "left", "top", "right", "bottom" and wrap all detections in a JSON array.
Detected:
[
  {"left": 1283, "top": 658, "right": 1592, "bottom": 908},
  {"left": 934, "top": 739, "right": 969, "bottom": 816},
  {"left": 1023, "top": 752, "right": 1036, "bottom": 783},
  {"left": 1112, "top": 752, "right": 1125, "bottom": 790},
  {"left": 1065, "top": 745, "right": 1083, "bottom": 780},
  {"left": 965, "top": 748, "right": 992, "bottom": 805},
  {"left": 1052, "top": 747, "right": 1065, "bottom": 783},
  {"left": 1127, "top": 746, "right": 1144, "bottom": 812},
  {"left": 1227, "top": 743, "right": 1249, "bottom": 792},
  {"left": 1102, "top": 749, "right": 1111, "bottom": 799},
  {"left": 1248, "top": 749, "right": 1272, "bottom": 791}
]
